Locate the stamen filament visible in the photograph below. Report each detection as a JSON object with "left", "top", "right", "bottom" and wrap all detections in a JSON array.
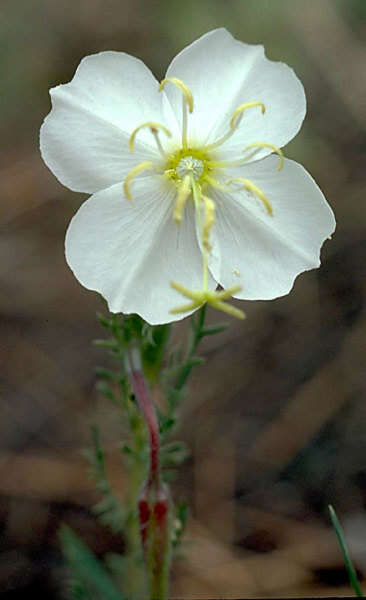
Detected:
[
  {"left": 159, "top": 77, "right": 194, "bottom": 149},
  {"left": 203, "top": 101, "right": 265, "bottom": 152},
  {"left": 242, "top": 142, "right": 284, "bottom": 170},
  {"left": 226, "top": 177, "right": 273, "bottom": 215},
  {"left": 124, "top": 161, "right": 156, "bottom": 201},
  {"left": 151, "top": 129, "right": 168, "bottom": 158},
  {"left": 209, "top": 142, "right": 284, "bottom": 170},
  {"left": 129, "top": 121, "right": 171, "bottom": 154},
  {"left": 230, "top": 101, "right": 266, "bottom": 130},
  {"left": 203, "top": 175, "right": 231, "bottom": 193},
  {"left": 173, "top": 175, "right": 191, "bottom": 225}
]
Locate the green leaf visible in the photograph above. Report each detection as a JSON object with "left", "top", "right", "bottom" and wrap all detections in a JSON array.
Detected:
[
  {"left": 141, "top": 324, "right": 171, "bottom": 383},
  {"left": 202, "top": 322, "right": 229, "bottom": 336},
  {"left": 96, "top": 381, "right": 115, "bottom": 401},
  {"left": 328, "top": 505, "right": 363, "bottom": 597},
  {"left": 95, "top": 368, "right": 116, "bottom": 381},
  {"left": 87, "top": 425, "right": 126, "bottom": 533},
  {"left": 158, "top": 415, "right": 176, "bottom": 437},
  {"left": 172, "top": 502, "right": 189, "bottom": 548},
  {"left": 59, "top": 526, "right": 123, "bottom": 600},
  {"left": 96, "top": 312, "right": 112, "bottom": 329},
  {"left": 94, "top": 339, "right": 118, "bottom": 349},
  {"left": 161, "top": 441, "right": 190, "bottom": 467}
]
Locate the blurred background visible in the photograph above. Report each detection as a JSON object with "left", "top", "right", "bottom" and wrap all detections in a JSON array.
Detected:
[{"left": 1, "top": 0, "right": 366, "bottom": 597}]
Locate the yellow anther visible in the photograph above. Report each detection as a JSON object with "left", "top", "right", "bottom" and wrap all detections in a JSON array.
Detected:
[
  {"left": 230, "top": 102, "right": 266, "bottom": 130},
  {"left": 202, "top": 195, "right": 215, "bottom": 251},
  {"left": 170, "top": 281, "right": 245, "bottom": 320},
  {"left": 128, "top": 122, "right": 172, "bottom": 152},
  {"left": 123, "top": 161, "right": 156, "bottom": 202},
  {"left": 226, "top": 177, "right": 273, "bottom": 216},
  {"left": 243, "top": 142, "right": 284, "bottom": 171},
  {"left": 159, "top": 77, "right": 194, "bottom": 113},
  {"left": 173, "top": 175, "right": 191, "bottom": 225}
]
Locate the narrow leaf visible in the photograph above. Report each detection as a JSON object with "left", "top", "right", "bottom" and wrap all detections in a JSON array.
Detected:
[
  {"left": 328, "top": 504, "right": 363, "bottom": 597},
  {"left": 59, "top": 526, "right": 123, "bottom": 600}
]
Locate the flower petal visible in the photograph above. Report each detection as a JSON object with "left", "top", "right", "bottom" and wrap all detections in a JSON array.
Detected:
[
  {"left": 165, "top": 29, "right": 306, "bottom": 159},
  {"left": 40, "top": 52, "right": 168, "bottom": 193},
  {"left": 65, "top": 177, "right": 215, "bottom": 324},
  {"left": 208, "top": 156, "right": 336, "bottom": 300}
]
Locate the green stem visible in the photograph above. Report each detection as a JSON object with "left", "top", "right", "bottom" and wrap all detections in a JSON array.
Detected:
[{"left": 328, "top": 505, "right": 363, "bottom": 597}]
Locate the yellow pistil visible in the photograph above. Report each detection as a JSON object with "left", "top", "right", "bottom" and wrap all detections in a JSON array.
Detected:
[
  {"left": 170, "top": 175, "right": 244, "bottom": 320},
  {"left": 170, "top": 282, "right": 245, "bottom": 319},
  {"left": 173, "top": 175, "right": 191, "bottom": 224},
  {"left": 159, "top": 77, "right": 194, "bottom": 149},
  {"left": 242, "top": 142, "right": 284, "bottom": 171},
  {"left": 123, "top": 161, "right": 156, "bottom": 201},
  {"left": 202, "top": 195, "right": 215, "bottom": 251},
  {"left": 129, "top": 121, "right": 172, "bottom": 154},
  {"left": 226, "top": 177, "right": 273, "bottom": 215}
]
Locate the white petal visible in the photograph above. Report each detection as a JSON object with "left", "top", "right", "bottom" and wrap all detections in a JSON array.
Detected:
[
  {"left": 65, "top": 177, "right": 215, "bottom": 324},
  {"left": 40, "top": 52, "right": 169, "bottom": 193},
  {"left": 208, "top": 157, "right": 336, "bottom": 300},
  {"left": 165, "top": 29, "right": 306, "bottom": 159}
]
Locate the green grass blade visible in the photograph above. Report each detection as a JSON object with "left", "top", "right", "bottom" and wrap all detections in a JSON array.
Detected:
[
  {"left": 328, "top": 504, "right": 363, "bottom": 597},
  {"left": 59, "top": 525, "right": 124, "bottom": 600}
]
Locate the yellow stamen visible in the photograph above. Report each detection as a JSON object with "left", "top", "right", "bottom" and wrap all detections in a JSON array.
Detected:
[
  {"left": 159, "top": 77, "right": 194, "bottom": 149},
  {"left": 230, "top": 101, "right": 266, "bottom": 130},
  {"left": 123, "top": 161, "right": 156, "bottom": 202},
  {"left": 203, "top": 175, "right": 231, "bottom": 193},
  {"left": 158, "top": 78, "right": 194, "bottom": 113},
  {"left": 203, "top": 101, "right": 265, "bottom": 152},
  {"left": 128, "top": 121, "right": 172, "bottom": 154},
  {"left": 173, "top": 175, "right": 191, "bottom": 225},
  {"left": 202, "top": 195, "right": 215, "bottom": 252},
  {"left": 243, "top": 142, "right": 284, "bottom": 171},
  {"left": 226, "top": 177, "right": 273, "bottom": 215}
]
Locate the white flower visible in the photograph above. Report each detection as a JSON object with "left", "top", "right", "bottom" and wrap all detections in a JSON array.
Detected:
[{"left": 40, "top": 28, "right": 335, "bottom": 325}]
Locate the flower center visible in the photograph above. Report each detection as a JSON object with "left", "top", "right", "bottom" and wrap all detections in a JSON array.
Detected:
[{"left": 176, "top": 156, "right": 204, "bottom": 180}]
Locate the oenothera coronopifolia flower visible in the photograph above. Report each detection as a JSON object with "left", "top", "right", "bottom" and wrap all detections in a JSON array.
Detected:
[{"left": 40, "top": 28, "right": 335, "bottom": 325}]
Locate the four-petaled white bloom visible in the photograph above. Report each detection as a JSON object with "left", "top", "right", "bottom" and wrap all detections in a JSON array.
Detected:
[{"left": 40, "top": 28, "right": 335, "bottom": 325}]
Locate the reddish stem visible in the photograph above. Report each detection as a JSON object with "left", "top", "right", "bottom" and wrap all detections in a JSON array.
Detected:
[{"left": 128, "top": 352, "right": 160, "bottom": 487}]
